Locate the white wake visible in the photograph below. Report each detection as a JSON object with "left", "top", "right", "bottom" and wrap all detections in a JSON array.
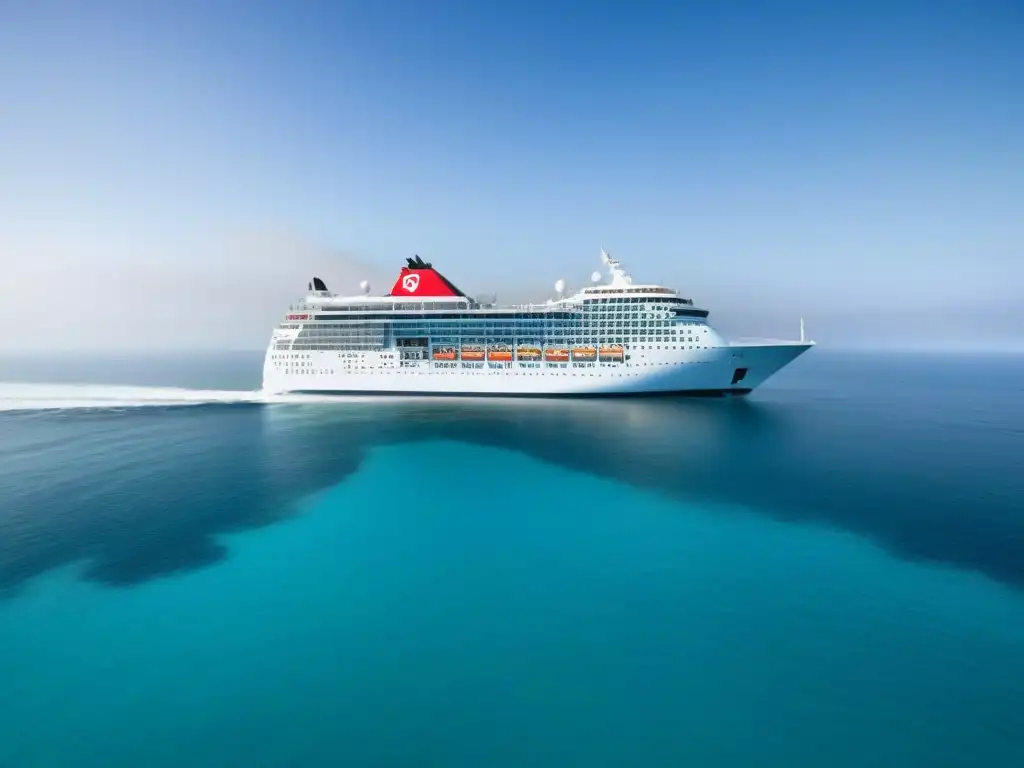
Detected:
[{"left": 0, "top": 382, "right": 356, "bottom": 412}]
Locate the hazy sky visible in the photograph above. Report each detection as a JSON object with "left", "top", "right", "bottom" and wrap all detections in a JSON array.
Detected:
[{"left": 1, "top": 0, "right": 1021, "bottom": 351}]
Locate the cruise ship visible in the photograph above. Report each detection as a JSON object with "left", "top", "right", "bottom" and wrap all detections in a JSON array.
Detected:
[{"left": 261, "top": 251, "right": 813, "bottom": 396}]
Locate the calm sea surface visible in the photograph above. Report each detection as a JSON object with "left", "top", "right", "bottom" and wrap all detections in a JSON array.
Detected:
[{"left": 1, "top": 350, "right": 1022, "bottom": 767}]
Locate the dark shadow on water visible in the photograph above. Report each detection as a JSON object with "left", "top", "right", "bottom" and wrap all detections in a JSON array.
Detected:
[
  {"left": 0, "top": 405, "right": 370, "bottom": 593},
  {"left": 84, "top": 531, "right": 228, "bottom": 587},
  {"left": 1, "top": 353, "right": 1022, "bottom": 594}
]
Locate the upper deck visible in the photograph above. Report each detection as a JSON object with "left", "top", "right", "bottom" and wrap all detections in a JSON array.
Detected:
[{"left": 285, "top": 250, "right": 705, "bottom": 320}]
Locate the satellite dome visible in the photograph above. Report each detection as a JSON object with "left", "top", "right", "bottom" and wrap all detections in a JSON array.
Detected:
[
  {"left": 591, "top": 271, "right": 602, "bottom": 283},
  {"left": 359, "top": 280, "right": 371, "bottom": 294},
  {"left": 554, "top": 279, "right": 565, "bottom": 294}
]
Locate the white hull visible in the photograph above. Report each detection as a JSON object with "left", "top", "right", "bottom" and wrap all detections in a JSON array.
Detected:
[{"left": 262, "top": 342, "right": 812, "bottom": 396}]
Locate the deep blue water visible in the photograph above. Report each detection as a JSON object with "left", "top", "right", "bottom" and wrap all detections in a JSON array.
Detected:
[{"left": 1, "top": 351, "right": 1022, "bottom": 766}]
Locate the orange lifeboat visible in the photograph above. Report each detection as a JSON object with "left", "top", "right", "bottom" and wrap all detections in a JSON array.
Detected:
[
  {"left": 487, "top": 344, "right": 513, "bottom": 361},
  {"left": 544, "top": 348, "right": 569, "bottom": 362}
]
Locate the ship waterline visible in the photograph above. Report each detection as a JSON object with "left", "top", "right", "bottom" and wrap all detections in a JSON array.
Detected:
[{"left": 262, "top": 251, "right": 813, "bottom": 396}]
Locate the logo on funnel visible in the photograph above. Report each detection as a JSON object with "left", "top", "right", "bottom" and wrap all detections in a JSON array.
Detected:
[{"left": 401, "top": 273, "right": 420, "bottom": 293}]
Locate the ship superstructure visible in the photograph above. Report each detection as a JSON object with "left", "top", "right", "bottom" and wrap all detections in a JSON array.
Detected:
[{"left": 262, "top": 251, "right": 812, "bottom": 396}]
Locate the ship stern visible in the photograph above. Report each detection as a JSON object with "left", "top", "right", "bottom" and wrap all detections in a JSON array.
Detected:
[{"left": 260, "top": 344, "right": 280, "bottom": 394}]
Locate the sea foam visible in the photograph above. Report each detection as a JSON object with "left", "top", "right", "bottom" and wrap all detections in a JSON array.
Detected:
[{"left": 0, "top": 382, "right": 356, "bottom": 411}]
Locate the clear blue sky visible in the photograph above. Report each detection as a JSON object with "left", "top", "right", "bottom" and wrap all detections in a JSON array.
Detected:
[{"left": 1, "top": 0, "right": 1021, "bottom": 349}]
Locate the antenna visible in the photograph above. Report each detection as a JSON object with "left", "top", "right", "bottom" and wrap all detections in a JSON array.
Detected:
[{"left": 800, "top": 317, "right": 806, "bottom": 343}]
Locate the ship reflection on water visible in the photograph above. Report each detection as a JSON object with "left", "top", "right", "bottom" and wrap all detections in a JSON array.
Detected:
[
  {"left": 261, "top": 393, "right": 1023, "bottom": 593},
  {"left": 259, "top": 397, "right": 790, "bottom": 526},
  {"left": 259, "top": 396, "right": 773, "bottom": 499}
]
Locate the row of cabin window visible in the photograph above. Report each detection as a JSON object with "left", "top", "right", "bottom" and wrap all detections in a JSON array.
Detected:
[{"left": 276, "top": 361, "right": 704, "bottom": 376}]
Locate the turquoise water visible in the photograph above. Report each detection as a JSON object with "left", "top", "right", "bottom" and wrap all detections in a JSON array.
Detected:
[{"left": 1, "top": 352, "right": 1023, "bottom": 766}]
